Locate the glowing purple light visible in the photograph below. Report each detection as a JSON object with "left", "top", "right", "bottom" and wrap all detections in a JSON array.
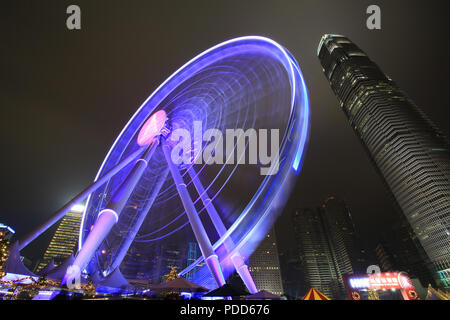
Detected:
[
  {"left": 79, "top": 36, "right": 310, "bottom": 287},
  {"left": 137, "top": 110, "right": 167, "bottom": 146}
]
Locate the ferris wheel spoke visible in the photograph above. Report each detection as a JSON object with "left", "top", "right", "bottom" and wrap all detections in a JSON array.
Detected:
[
  {"left": 18, "top": 146, "right": 147, "bottom": 251},
  {"left": 187, "top": 167, "right": 258, "bottom": 293},
  {"left": 162, "top": 138, "right": 226, "bottom": 287}
]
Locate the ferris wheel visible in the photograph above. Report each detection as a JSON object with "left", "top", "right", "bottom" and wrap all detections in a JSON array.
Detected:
[{"left": 19, "top": 36, "right": 310, "bottom": 292}]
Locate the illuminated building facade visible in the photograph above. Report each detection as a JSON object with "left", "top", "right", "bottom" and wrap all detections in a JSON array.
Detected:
[
  {"left": 248, "top": 228, "right": 284, "bottom": 295},
  {"left": 293, "top": 207, "right": 339, "bottom": 299},
  {"left": 186, "top": 242, "right": 198, "bottom": 281},
  {"left": 35, "top": 205, "right": 83, "bottom": 273},
  {"left": 292, "top": 199, "right": 357, "bottom": 300},
  {"left": 293, "top": 208, "right": 353, "bottom": 299},
  {"left": 318, "top": 34, "right": 450, "bottom": 286}
]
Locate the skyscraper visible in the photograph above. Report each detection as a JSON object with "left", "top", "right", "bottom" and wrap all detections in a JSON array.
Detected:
[
  {"left": 291, "top": 197, "right": 358, "bottom": 299},
  {"left": 35, "top": 204, "right": 84, "bottom": 273},
  {"left": 277, "top": 246, "right": 302, "bottom": 299},
  {"left": 293, "top": 207, "right": 341, "bottom": 299},
  {"left": 320, "top": 196, "right": 361, "bottom": 272},
  {"left": 186, "top": 242, "right": 198, "bottom": 281},
  {"left": 317, "top": 34, "right": 450, "bottom": 286},
  {"left": 248, "top": 228, "right": 284, "bottom": 295}
]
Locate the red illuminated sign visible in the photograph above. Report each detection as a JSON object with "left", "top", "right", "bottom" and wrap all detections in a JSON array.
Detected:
[
  {"left": 368, "top": 272, "right": 407, "bottom": 289},
  {"left": 343, "top": 272, "right": 418, "bottom": 300}
]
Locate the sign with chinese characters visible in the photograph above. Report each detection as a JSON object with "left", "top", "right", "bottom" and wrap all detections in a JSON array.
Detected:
[{"left": 343, "top": 272, "right": 418, "bottom": 300}]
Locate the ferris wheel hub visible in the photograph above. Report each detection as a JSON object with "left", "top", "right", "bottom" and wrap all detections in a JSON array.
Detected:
[{"left": 137, "top": 110, "right": 167, "bottom": 146}]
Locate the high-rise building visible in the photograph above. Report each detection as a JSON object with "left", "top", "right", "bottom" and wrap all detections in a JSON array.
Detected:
[
  {"left": 35, "top": 204, "right": 84, "bottom": 273},
  {"left": 317, "top": 34, "right": 450, "bottom": 286},
  {"left": 320, "top": 196, "right": 361, "bottom": 272},
  {"left": 186, "top": 242, "right": 198, "bottom": 281},
  {"left": 293, "top": 207, "right": 340, "bottom": 299},
  {"left": 248, "top": 228, "right": 284, "bottom": 295},
  {"left": 291, "top": 197, "right": 359, "bottom": 299},
  {"left": 277, "top": 246, "right": 303, "bottom": 299}
]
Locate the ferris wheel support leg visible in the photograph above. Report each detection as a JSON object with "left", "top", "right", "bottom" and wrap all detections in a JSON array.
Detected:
[
  {"left": 187, "top": 167, "right": 258, "bottom": 294},
  {"left": 162, "top": 139, "right": 226, "bottom": 287},
  {"left": 63, "top": 140, "right": 159, "bottom": 284},
  {"left": 18, "top": 146, "right": 147, "bottom": 251}
]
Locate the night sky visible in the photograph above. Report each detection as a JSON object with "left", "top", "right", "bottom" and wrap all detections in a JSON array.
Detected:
[{"left": 1, "top": 1, "right": 449, "bottom": 262}]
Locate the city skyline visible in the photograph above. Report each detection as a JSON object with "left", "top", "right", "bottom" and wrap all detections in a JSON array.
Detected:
[{"left": 9, "top": 193, "right": 438, "bottom": 295}]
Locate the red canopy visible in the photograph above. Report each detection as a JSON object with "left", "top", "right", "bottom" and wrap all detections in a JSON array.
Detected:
[{"left": 302, "top": 288, "right": 331, "bottom": 300}]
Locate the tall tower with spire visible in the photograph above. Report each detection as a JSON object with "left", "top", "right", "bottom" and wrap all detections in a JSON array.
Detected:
[{"left": 317, "top": 34, "right": 450, "bottom": 287}]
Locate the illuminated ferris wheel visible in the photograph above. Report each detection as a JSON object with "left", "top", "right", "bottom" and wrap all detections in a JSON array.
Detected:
[{"left": 19, "top": 36, "right": 310, "bottom": 292}]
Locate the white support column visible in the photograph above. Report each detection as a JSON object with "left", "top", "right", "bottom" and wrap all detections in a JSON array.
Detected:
[
  {"left": 187, "top": 167, "right": 258, "bottom": 293},
  {"left": 162, "top": 139, "right": 226, "bottom": 287},
  {"left": 19, "top": 146, "right": 147, "bottom": 251}
]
